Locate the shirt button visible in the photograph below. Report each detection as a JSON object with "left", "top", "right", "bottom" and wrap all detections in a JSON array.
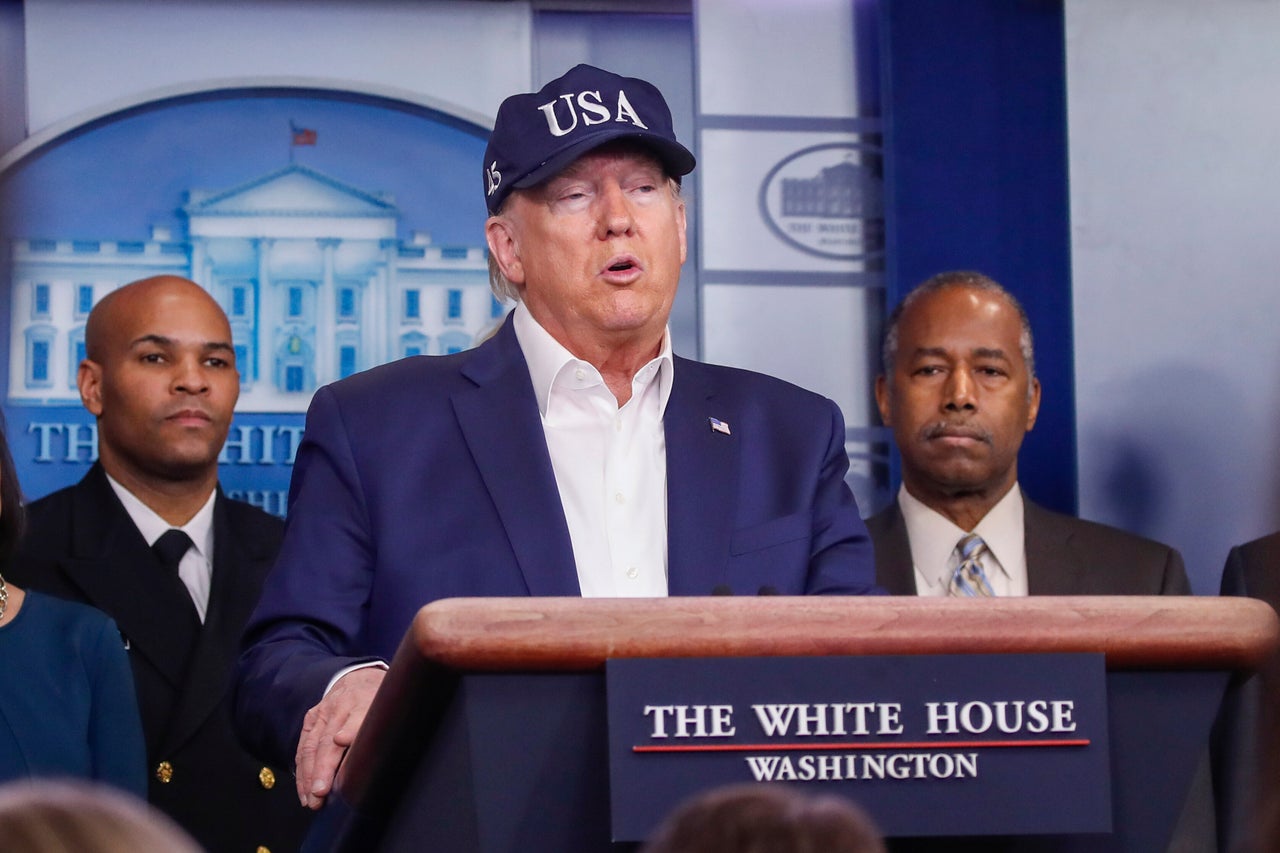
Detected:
[
  {"left": 614, "top": 492, "right": 625, "bottom": 504},
  {"left": 574, "top": 368, "right": 586, "bottom": 381},
  {"left": 259, "top": 767, "right": 276, "bottom": 789},
  {"left": 626, "top": 566, "right": 639, "bottom": 579},
  {"left": 155, "top": 761, "right": 174, "bottom": 784}
]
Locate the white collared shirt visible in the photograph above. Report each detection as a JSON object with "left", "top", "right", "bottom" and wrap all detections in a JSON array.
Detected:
[
  {"left": 513, "top": 303, "right": 672, "bottom": 597},
  {"left": 105, "top": 473, "right": 216, "bottom": 621},
  {"left": 898, "top": 482, "right": 1029, "bottom": 597}
]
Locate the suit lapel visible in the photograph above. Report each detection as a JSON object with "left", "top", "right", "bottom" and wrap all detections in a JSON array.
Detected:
[
  {"left": 58, "top": 467, "right": 199, "bottom": 690},
  {"left": 1024, "top": 499, "right": 1087, "bottom": 595},
  {"left": 664, "top": 359, "right": 738, "bottom": 596},
  {"left": 453, "top": 321, "right": 580, "bottom": 596},
  {"left": 162, "top": 493, "right": 263, "bottom": 754},
  {"left": 867, "top": 503, "right": 919, "bottom": 595}
]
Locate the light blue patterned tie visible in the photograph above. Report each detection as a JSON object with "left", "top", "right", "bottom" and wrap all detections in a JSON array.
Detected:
[{"left": 950, "top": 533, "right": 995, "bottom": 597}]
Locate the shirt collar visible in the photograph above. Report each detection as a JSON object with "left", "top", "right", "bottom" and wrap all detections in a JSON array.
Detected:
[
  {"left": 898, "top": 482, "right": 1025, "bottom": 592},
  {"left": 104, "top": 472, "right": 217, "bottom": 561},
  {"left": 512, "top": 301, "right": 674, "bottom": 416}
]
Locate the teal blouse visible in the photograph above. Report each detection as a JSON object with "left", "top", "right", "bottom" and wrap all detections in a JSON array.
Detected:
[{"left": 0, "top": 588, "right": 146, "bottom": 796}]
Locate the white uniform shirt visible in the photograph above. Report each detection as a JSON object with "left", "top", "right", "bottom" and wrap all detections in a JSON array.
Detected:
[
  {"left": 106, "top": 473, "right": 216, "bottom": 621},
  {"left": 898, "top": 482, "right": 1029, "bottom": 597}
]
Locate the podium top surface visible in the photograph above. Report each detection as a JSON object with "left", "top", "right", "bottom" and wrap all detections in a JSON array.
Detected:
[{"left": 406, "top": 595, "right": 1280, "bottom": 673}]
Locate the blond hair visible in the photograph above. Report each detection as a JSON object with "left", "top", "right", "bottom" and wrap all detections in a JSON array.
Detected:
[{"left": 0, "top": 781, "right": 201, "bottom": 853}]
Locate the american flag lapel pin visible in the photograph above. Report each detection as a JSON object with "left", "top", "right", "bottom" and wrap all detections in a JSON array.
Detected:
[{"left": 708, "top": 417, "right": 731, "bottom": 436}]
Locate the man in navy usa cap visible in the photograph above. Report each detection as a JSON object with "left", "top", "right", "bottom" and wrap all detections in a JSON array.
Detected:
[{"left": 235, "top": 64, "right": 878, "bottom": 817}]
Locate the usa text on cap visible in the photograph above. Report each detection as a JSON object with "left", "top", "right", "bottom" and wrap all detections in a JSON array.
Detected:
[{"left": 482, "top": 64, "right": 696, "bottom": 215}]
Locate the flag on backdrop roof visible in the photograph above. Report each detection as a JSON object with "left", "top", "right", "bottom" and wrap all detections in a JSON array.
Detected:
[{"left": 290, "top": 121, "right": 317, "bottom": 146}]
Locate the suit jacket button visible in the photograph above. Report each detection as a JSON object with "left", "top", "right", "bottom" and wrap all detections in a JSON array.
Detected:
[
  {"left": 155, "top": 761, "right": 174, "bottom": 784},
  {"left": 259, "top": 767, "right": 276, "bottom": 790}
]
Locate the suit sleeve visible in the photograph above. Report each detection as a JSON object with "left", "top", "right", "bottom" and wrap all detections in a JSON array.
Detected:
[
  {"left": 803, "top": 398, "right": 882, "bottom": 596},
  {"left": 1214, "top": 544, "right": 1267, "bottom": 853},
  {"left": 235, "top": 384, "right": 383, "bottom": 769},
  {"left": 1220, "top": 546, "right": 1248, "bottom": 596},
  {"left": 87, "top": 617, "right": 147, "bottom": 798},
  {"left": 1160, "top": 547, "right": 1193, "bottom": 595}
]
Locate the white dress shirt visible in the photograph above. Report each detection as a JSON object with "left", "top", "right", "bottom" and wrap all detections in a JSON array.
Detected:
[
  {"left": 898, "top": 482, "right": 1029, "bottom": 597},
  {"left": 106, "top": 473, "right": 216, "bottom": 621},
  {"left": 513, "top": 302, "right": 672, "bottom": 597}
]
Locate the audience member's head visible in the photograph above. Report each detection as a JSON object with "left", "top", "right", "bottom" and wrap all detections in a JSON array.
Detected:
[
  {"left": 0, "top": 780, "right": 202, "bottom": 853},
  {"left": 641, "top": 783, "right": 885, "bottom": 853}
]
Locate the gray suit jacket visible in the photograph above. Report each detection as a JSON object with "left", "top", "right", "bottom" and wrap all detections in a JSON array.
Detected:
[
  {"left": 870, "top": 495, "right": 1212, "bottom": 852},
  {"left": 865, "top": 495, "right": 1191, "bottom": 596},
  {"left": 1217, "top": 532, "right": 1280, "bottom": 852}
]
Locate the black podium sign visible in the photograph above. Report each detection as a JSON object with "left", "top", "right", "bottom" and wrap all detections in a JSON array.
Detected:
[{"left": 607, "top": 654, "right": 1110, "bottom": 840}]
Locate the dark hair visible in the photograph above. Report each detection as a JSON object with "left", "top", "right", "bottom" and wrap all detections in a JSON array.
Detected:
[
  {"left": 0, "top": 419, "right": 25, "bottom": 569},
  {"left": 642, "top": 784, "right": 884, "bottom": 853},
  {"left": 881, "top": 270, "right": 1035, "bottom": 380}
]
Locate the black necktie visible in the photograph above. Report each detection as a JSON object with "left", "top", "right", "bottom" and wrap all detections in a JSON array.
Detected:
[{"left": 153, "top": 529, "right": 193, "bottom": 574}]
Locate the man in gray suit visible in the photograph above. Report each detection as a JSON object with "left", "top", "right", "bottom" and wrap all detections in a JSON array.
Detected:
[
  {"left": 867, "top": 270, "right": 1188, "bottom": 597},
  {"left": 868, "top": 271, "right": 1209, "bottom": 852}
]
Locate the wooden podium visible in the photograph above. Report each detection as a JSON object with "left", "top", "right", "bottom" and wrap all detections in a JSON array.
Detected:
[{"left": 331, "top": 596, "right": 1278, "bottom": 852}]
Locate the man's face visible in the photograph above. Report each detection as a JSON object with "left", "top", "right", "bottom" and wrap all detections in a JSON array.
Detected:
[
  {"left": 486, "top": 146, "right": 687, "bottom": 357},
  {"left": 875, "top": 285, "right": 1041, "bottom": 504},
  {"left": 79, "top": 281, "right": 239, "bottom": 484}
]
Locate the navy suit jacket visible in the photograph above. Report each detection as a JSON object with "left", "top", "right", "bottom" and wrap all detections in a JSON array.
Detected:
[{"left": 236, "top": 318, "right": 877, "bottom": 767}]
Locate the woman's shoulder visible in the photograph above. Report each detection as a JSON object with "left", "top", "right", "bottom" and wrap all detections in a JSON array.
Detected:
[{"left": 13, "top": 589, "right": 118, "bottom": 637}]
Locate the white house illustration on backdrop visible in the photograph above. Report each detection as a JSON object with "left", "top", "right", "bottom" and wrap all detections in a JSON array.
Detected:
[{"left": 8, "top": 164, "right": 501, "bottom": 412}]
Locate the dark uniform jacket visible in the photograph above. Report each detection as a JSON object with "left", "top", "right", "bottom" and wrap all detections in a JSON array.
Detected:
[{"left": 11, "top": 463, "right": 311, "bottom": 853}]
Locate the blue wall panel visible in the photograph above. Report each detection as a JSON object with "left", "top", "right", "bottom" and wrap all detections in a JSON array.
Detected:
[{"left": 881, "top": 0, "right": 1076, "bottom": 513}]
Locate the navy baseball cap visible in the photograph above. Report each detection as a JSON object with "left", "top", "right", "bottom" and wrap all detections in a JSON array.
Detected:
[{"left": 482, "top": 64, "right": 696, "bottom": 215}]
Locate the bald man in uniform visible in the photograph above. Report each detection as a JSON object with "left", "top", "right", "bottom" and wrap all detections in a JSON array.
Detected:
[{"left": 10, "top": 276, "right": 310, "bottom": 852}]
